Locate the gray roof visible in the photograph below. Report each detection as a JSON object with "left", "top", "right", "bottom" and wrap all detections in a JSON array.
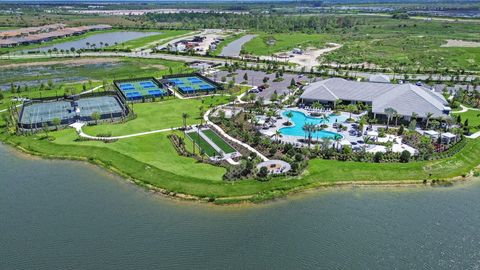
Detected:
[{"left": 301, "top": 78, "right": 450, "bottom": 118}]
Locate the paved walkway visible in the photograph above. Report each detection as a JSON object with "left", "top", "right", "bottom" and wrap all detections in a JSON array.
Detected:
[
  {"left": 70, "top": 122, "right": 181, "bottom": 140},
  {"left": 452, "top": 104, "right": 480, "bottom": 114}
]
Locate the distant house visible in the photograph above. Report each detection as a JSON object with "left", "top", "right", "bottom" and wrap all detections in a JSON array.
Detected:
[{"left": 300, "top": 78, "right": 451, "bottom": 120}]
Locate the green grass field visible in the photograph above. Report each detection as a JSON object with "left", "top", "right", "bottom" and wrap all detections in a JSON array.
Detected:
[
  {"left": 243, "top": 33, "right": 330, "bottom": 56},
  {"left": 186, "top": 131, "right": 219, "bottom": 157},
  {"left": 242, "top": 17, "right": 480, "bottom": 72},
  {"left": 83, "top": 96, "right": 229, "bottom": 136},
  {"left": 453, "top": 109, "right": 480, "bottom": 132},
  {"left": 202, "top": 129, "right": 236, "bottom": 154}
]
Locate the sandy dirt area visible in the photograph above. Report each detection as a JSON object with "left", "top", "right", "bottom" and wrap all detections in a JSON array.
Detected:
[
  {"left": 0, "top": 58, "right": 122, "bottom": 69},
  {"left": 259, "top": 43, "right": 342, "bottom": 69},
  {"left": 441, "top": 39, "right": 480, "bottom": 47}
]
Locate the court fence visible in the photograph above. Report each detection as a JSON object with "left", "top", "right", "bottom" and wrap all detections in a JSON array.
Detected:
[{"left": 17, "top": 90, "right": 131, "bottom": 131}]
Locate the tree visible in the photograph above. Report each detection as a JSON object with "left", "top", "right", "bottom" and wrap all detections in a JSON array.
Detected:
[
  {"left": 425, "top": 112, "right": 434, "bottom": 129},
  {"left": 384, "top": 107, "right": 397, "bottom": 129},
  {"left": 373, "top": 152, "right": 384, "bottom": 163},
  {"left": 198, "top": 106, "right": 204, "bottom": 126},
  {"left": 312, "top": 101, "right": 323, "bottom": 110},
  {"left": 274, "top": 129, "right": 282, "bottom": 142},
  {"left": 91, "top": 112, "right": 101, "bottom": 125},
  {"left": 257, "top": 166, "right": 269, "bottom": 178},
  {"left": 286, "top": 111, "right": 294, "bottom": 125},
  {"left": 400, "top": 150, "right": 411, "bottom": 163},
  {"left": 290, "top": 78, "right": 296, "bottom": 87},
  {"left": 52, "top": 118, "right": 61, "bottom": 131},
  {"left": 243, "top": 72, "right": 248, "bottom": 82},
  {"left": 42, "top": 122, "right": 49, "bottom": 137},
  {"left": 182, "top": 113, "right": 189, "bottom": 137},
  {"left": 408, "top": 119, "right": 417, "bottom": 130}
]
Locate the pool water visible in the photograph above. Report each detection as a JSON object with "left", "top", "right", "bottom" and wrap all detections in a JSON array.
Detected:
[{"left": 279, "top": 110, "right": 345, "bottom": 139}]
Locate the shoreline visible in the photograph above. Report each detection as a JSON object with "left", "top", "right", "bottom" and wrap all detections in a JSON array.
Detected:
[{"left": 2, "top": 140, "right": 477, "bottom": 206}]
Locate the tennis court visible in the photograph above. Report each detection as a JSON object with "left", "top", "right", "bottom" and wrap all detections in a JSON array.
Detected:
[
  {"left": 117, "top": 79, "right": 167, "bottom": 101},
  {"left": 19, "top": 96, "right": 126, "bottom": 126},
  {"left": 167, "top": 76, "right": 217, "bottom": 94}
]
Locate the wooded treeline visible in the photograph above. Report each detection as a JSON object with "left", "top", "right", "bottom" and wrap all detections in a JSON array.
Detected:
[{"left": 145, "top": 13, "right": 358, "bottom": 33}]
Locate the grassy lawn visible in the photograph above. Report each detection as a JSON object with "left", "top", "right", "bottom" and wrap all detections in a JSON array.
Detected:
[
  {"left": 52, "top": 129, "right": 226, "bottom": 181},
  {"left": 305, "top": 138, "right": 480, "bottom": 182},
  {"left": 83, "top": 96, "right": 229, "bottom": 136},
  {"left": 242, "top": 17, "right": 480, "bottom": 72},
  {"left": 186, "top": 131, "right": 219, "bottom": 157},
  {"left": 453, "top": 109, "right": 480, "bottom": 133},
  {"left": 202, "top": 129, "right": 236, "bottom": 154},
  {"left": 243, "top": 33, "right": 330, "bottom": 56},
  {"left": 106, "top": 30, "right": 192, "bottom": 50}
]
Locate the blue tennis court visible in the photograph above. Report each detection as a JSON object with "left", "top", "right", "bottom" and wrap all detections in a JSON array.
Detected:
[
  {"left": 116, "top": 79, "right": 167, "bottom": 101},
  {"left": 167, "top": 76, "right": 217, "bottom": 94}
]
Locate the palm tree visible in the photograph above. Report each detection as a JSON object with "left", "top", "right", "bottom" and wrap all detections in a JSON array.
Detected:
[
  {"left": 384, "top": 107, "right": 397, "bottom": 130},
  {"left": 393, "top": 112, "right": 400, "bottom": 126},
  {"left": 425, "top": 112, "right": 434, "bottom": 130},
  {"left": 274, "top": 129, "right": 282, "bottom": 142},
  {"left": 321, "top": 114, "right": 330, "bottom": 124},
  {"left": 52, "top": 117, "right": 61, "bottom": 131},
  {"left": 91, "top": 111, "right": 101, "bottom": 125},
  {"left": 198, "top": 106, "right": 204, "bottom": 126},
  {"left": 182, "top": 113, "right": 189, "bottom": 138},
  {"left": 286, "top": 111, "right": 294, "bottom": 125},
  {"left": 334, "top": 136, "right": 342, "bottom": 150},
  {"left": 312, "top": 101, "right": 323, "bottom": 111}
]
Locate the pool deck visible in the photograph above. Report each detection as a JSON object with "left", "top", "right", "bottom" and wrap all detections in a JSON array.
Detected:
[
  {"left": 258, "top": 108, "right": 361, "bottom": 147},
  {"left": 257, "top": 108, "right": 418, "bottom": 154}
]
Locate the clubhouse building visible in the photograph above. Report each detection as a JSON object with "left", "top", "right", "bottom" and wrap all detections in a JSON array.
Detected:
[{"left": 300, "top": 78, "right": 451, "bottom": 120}]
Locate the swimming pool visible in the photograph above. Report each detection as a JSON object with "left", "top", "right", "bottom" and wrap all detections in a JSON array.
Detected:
[{"left": 279, "top": 110, "right": 345, "bottom": 139}]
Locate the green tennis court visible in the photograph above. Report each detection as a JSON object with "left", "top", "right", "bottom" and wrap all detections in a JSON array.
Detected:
[
  {"left": 186, "top": 131, "right": 219, "bottom": 157},
  {"left": 202, "top": 129, "right": 236, "bottom": 154}
]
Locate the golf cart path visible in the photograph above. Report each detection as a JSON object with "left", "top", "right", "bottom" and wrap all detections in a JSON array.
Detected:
[
  {"left": 452, "top": 104, "right": 480, "bottom": 114},
  {"left": 70, "top": 122, "right": 181, "bottom": 140}
]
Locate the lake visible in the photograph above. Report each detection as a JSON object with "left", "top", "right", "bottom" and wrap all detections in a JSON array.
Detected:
[
  {"left": 1, "top": 143, "right": 479, "bottom": 269},
  {"left": 26, "top": 31, "right": 160, "bottom": 52}
]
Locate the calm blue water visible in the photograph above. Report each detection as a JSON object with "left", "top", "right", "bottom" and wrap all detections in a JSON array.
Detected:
[
  {"left": 280, "top": 110, "right": 345, "bottom": 139},
  {"left": 2, "top": 143, "right": 480, "bottom": 269},
  {"left": 26, "top": 31, "right": 160, "bottom": 52}
]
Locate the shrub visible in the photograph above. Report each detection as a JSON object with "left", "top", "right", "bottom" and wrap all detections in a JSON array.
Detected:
[
  {"left": 399, "top": 150, "right": 411, "bottom": 163},
  {"left": 257, "top": 166, "right": 269, "bottom": 178},
  {"left": 373, "top": 152, "right": 384, "bottom": 163}
]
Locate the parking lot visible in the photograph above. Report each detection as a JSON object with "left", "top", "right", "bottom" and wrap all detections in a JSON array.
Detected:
[{"left": 209, "top": 69, "right": 321, "bottom": 100}]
